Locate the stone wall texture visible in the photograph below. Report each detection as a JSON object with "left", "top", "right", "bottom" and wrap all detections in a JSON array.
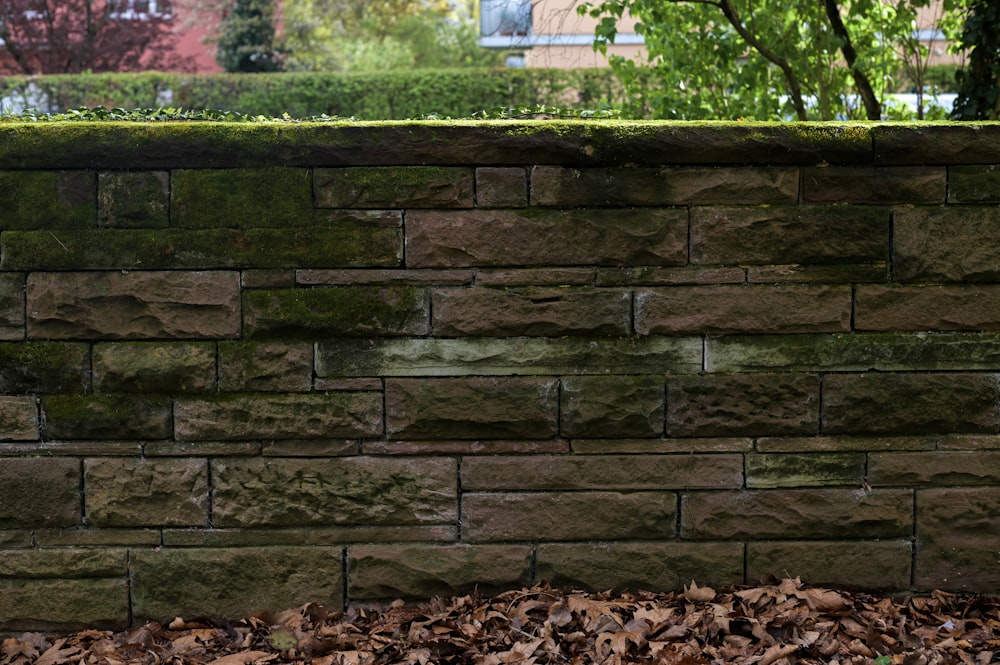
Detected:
[{"left": 2, "top": 121, "right": 1000, "bottom": 631}]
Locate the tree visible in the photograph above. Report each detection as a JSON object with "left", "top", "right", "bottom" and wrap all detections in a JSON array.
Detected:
[
  {"left": 952, "top": 0, "right": 1000, "bottom": 119},
  {"left": 0, "top": 0, "right": 189, "bottom": 74},
  {"left": 215, "top": 0, "right": 282, "bottom": 72},
  {"left": 580, "top": 0, "right": 951, "bottom": 120}
]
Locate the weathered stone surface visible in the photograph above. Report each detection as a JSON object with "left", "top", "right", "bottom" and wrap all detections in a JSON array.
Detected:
[
  {"left": 667, "top": 373, "right": 820, "bottom": 437},
  {"left": 894, "top": 206, "right": 1000, "bottom": 282},
  {"left": 35, "top": 528, "right": 161, "bottom": 546},
  {"left": 857, "top": 285, "right": 1000, "bottom": 331},
  {"left": 432, "top": 287, "right": 630, "bottom": 337},
  {"left": 243, "top": 286, "right": 429, "bottom": 339},
  {"left": 363, "top": 439, "right": 569, "bottom": 455},
  {"left": 211, "top": 457, "right": 457, "bottom": 527},
  {"left": 916, "top": 487, "right": 1000, "bottom": 592},
  {"left": 0, "top": 396, "right": 38, "bottom": 441},
  {"left": 385, "top": 378, "right": 558, "bottom": 439},
  {"left": 218, "top": 341, "right": 312, "bottom": 392},
  {"left": 42, "top": 395, "right": 173, "bottom": 440},
  {"left": 756, "top": 436, "right": 937, "bottom": 453},
  {"left": 175, "top": 393, "right": 382, "bottom": 440},
  {"left": 0, "top": 273, "right": 24, "bottom": 340},
  {"left": 691, "top": 206, "right": 888, "bottom": 265},
  {"left": 262, "top": 440, "right": 358, "bottom": 456},
  {"left": 0, "top": 548, "right": 126, "bottom": 578},
  {"left": 536, "top": 542, "right": 744, "bottom": 592},
  {"left": 476, "top": 268, "right": 596, "bottom": 286},
  {"left": 163, "top": 525, "right": 456, "bottom": 547},
  {"left": 462, "top": 491, "right": 677, "bottom": 541},
  {"left": 476, "top": 167, "right": 527, "bottom": 207},
  {"left": 172, "top": 168, "right": 313, "bottom": 227},
  {"left": 406, "top": 209, "right": 688, "bottom": 268},
  {"left": 93, "top": 342, "right": 215, "bottom": 393},
  {"left": 314, "top": 166, "right": 473, "bottom": 208},
  {"left": 560, "top": 377, "right": 664, "bottom": 438},
  {"left": 745, "top": 453, "right": 865, "bottom": 488},
  {"left": 297, "top": 269, "right": 473, "bottom": 286},
  {"left": 349, "top": 545, "right": 531, "bottom": 599},
  {"left": 708, "top": 332, "right": 1000, "bottom": 373},
  {"left": 571, "top": 438, "right": 753, "bottom": 453},
  {"left": 531, "top": 166, "right": 798, "bottom": 206},
  {"left": 596, "top": 266, "right": 746, "bottom": 286},
  {"left": 0, "top": 170, "right": 95, "bottom": 229},
  {"left": 144, "top": 441, "right": 259, "bottom": 457},
  {"left": 1, "top": 441, "right": 141, "bottom": 456},
  {"left": 822, "top": 373, "right": 1000, "bottom": 435},
  {"left": 802, "top": 166, "right": 946, "bottom": 204},
  {"left": 869, "top": 451, "right": 1000, "bottom": 486},
  {"left": 635, "top": 285, "right": 852, "bottom": 335},
  {"left": 0, "top": 579, "right": 128, "bottom": 632},
  {"left": 317, "top": 337, "right": 703, "bottom": 377},
  {"left": 131, "top": 547, "right": 343, "bottom": 621},
  {"left": 85, "top": 458, "right": 208, "bottom": 527},
  {"left": 747, "top": 541, "right": 912, "bottom": 591},
  {"left": 949, "top": 165, "right": 1000, "bottom": 203},
  {"left": 0, "top": 457, "right": 79, "bottom": 527},
  {"left": 461, "top": 454, "right": 742, "bottom": 490},
  {"left": 747, "top": 263, "right": 889, "bottom": 283},
  {"left": 313, "top": 378, "right": 384, "bottom": 392},
  {"left": 242, "top": 269, "right": 296, "bottom": 288},
  {"left": 98, "top": 171, "right": 169, "bottom": 228},
  {"left": 874, "top": 124, "right": 1000, "bottom": 165},
  {"left": 681, "top": 489, "right": 913, "bottom": 539},
  {"left": 27, "top": 271, "right": 240, "bottom": 340}
]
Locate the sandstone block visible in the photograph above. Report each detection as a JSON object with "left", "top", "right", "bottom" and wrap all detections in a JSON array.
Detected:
[
  {"left": 34, "top": 528, "right": 161, "bottom": 547},
  {"left": 691, "top": 205, "right": 888, "bottom": 265},
  {"left": 98, "top": 171, "right": 169, "bottom": 228},
  {"left": 667, "top": 373, "right": 820, "bottom": 437},
  {"left": 297, "top": 269, "right": 472, "bottom": 286},
  {"left": 476, "top": 167, "right": 527, "bottom": 207},
  {"left": 314, "top": 166, "right": 473, "bottom": 208},
  {"left": 0, "top": 170, "right": 95, "bottom": 229},
  {"left": 894, "top": 207, "right": 1000, "bottom": 282},
  {"left": 462, "top": 491, "right": 677, "bottom": 541},
  {"left": 0, "top": 395, "right": 39, "bottom": 441},
  {"left": 536, "top": 542, "right": 744, "bottom": 592},
  {"left": 802, "top": 166, "right": 945, "bottom": 203},
  {"left": 175, "top": 393, "right": 383, "bottom": 440},
  {"left": 212, "top": 457, "right": 457, "bottom": 527},
  {"left": 0, "top": 457, "right": 80, "bottom": 527},
  {"left": 681, "top": 489, "right": 913, "bottom": 539},
  {"left": 385, "top": 377, "right": 558, "bottom": 439},
  {"left": 756, "top": 436, "right": 937, "bottom": 453},
  {"left": 432, "top": 287, "right": 630, "bottom": 336},
  {"left": 873, "top": 124, "right": 1000, "bottom": 164},
  {"left": 218, "top": 341, "right": 313, "bottom": 392},
  {"left": 869, "top": 451, "right": 1000, "bottom": 486},
  {"left": 571, "top": 438, "right": 753, "bottom": 454},
  {"left": 475, "top": 268, "right": 596, "bottom": 286},
  {"left": 163, "top": 525, "right": 455, "bottom": 547},
  {"left": 745, "top": 453, "right": 865, "bottom": 488},
  {"left": 822, "top": 372, "right": 1000, "bottom": 435},
  {"left": 405, "top": 208, "right": 687, "bottom": 268},
  {"left": 364, "top": 440, "right": 568, "bottom": 455},
  {"left": 243, "top": 269, "right": 296, "bottom": 288},
  {"left": 561, "top": 376, "right": 665, "bottom": 437},
  {"left": 93, "top": 342, "right": 216, "bottom": 393},
  {"left": 747, "top": 540, "right": 912, "bottom": 591},
  {"left": 635, "top": 285, "right": 852, "bottom": 335},
  {"left": 857, "top": 285, "right": 1000, "bottom": 331},
  {"left": 597, "top": 266, "right": 746, "bottom": 287},
  {"left": 747, "top": 263, "right": 889, "bottom": 283},
  {"left": 348, "top": 545, "right": 532, "bottom": 599},
  {"left": 915, "top": 487, "right": 1000, "bottom": 592},
  {"left": 131, "top": 547, "right": 343, "bottom": 622},
  {"left": 172, "top": 167, "right": 313, "bottom": 227},
  {"left": 949, "top": 165, "right": 1000, "bottom": 203},
  {"left": 85, "top": 458, "right": 208, "bottom": 527},
  {"left": 42, "top": 395, "right": 172, "bottom": 440},
  {"left": 27, "top": 271, "right": 240, "bottom": 339},
  {"left": 0, "top": 273, "right": 24, "bottom": 340},
  {"left": 0, "top": 548, "right": 126, "bottom": 578},
  {"left": 0, "top": 579, "right": 128, "bottom": 632}
]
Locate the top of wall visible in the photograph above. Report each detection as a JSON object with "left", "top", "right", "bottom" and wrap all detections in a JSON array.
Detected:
[{"left": 2, "top": 121, "right": 999, "bottom": 169}]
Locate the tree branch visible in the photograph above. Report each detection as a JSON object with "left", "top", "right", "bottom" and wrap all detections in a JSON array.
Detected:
[{"left": 822, "top": 0, "right": 881, "bottom": 120}]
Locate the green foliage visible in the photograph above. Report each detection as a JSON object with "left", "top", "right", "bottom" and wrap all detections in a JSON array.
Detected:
[
  {"left": 952, "top": 0, "right": 1000, "bottom": 119},
  {"left": 216, "top": 0, "right": 283, "bottom": 73}
]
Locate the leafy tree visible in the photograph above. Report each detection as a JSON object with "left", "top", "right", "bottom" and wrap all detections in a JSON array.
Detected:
[
  {"left": 952, "top": 0, "right": 1000, "bottom": 119},
  {"left": 215, "top": 0, "right": 283, "bottom": 72}
]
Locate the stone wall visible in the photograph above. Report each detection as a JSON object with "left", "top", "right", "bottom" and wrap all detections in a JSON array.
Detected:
[{"left": 1, "top": 122, "right": 1000, "bottom": 631}]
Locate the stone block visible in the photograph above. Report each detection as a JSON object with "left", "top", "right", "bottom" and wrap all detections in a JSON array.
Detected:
[
  {"left": 41, "top": 395, "right": 172, "bottom": 440},
  {"left": 27, "top": 271, "right": 240, "bottom": 340},
  {"left": 531, "top": 166, "right": 798, "bottom": 206},
  {"left": 363, "top": 440, "right": 568, "bottom": 455},
  {"left": 85, "top": 458, "right": 208, "bottom": 527},
  {"left": 175, "top": 393, "right": 383, "bottom": 440},
  {"left": 894, "top": 206, "right": 1000, "bottom": 282},
  {"left": 297, "top": 269, "right": 472, "bottom": 286},
  {"left": 691, "top": 205, "right": 888, "bottom": 265},
  {"left": 857, "top": 285, "right": 1000, "bottom": 331},
  {"left": 243, "top": 286, "right": 429, "bottom": 339},
  {"left": 385, "top": 377, "right": 558, "bottom": 439},
  {"left": 0, "top": 548, "right": 126, "bottom": 578},
  {"left": 747, "top": 263, "right": 889, "bottom": 283},
  {"left": 873, "top": 124, "right": 1000, "bottom": 164},
  {"left": 0, "top": 457, "right": 80, "bottom": 527},
  {"left": 869, "top": 451, "right": 1000, "bottom": 486},
  {"left": 596, "top": 266, "right": 746, "bottom": 287},
  {"left": 98, "top": 171, "right": 169, "bottom": 228},
  {"left": 0, "top": 578, "right": 128, "bottom": 632},
  {"left": 463, "top": 491, "right": 677, "bottom": 542},
  {"left": 747, "top": 540, "right": 912, "bottom": 591},
  {"left": 314, "top": 166, "right": 473, "bottom": 208},
  {"left": 667, "top": 373, "right": 820, "bottom": 437},
  {"left": 571, "top": 438, "right": 753, "bottom": 454},
  {"left": 756, "top": 436, "right": 937, "bottom": 453},
  {"left": 561, "top": 376, "right": 665, "bottom": 437},
  {"left": 0, "top": 170, "right": 95, "bottom": 229},
  {"left": 681, "top": 489, "right": 913, "bottom": 539},
  {"left": 348, "top": 545, "right": 531, "bottom": 599},
  {"left": 476, "top": 167, "right": 527, "bottom": 207},
  {"left": 949, "top": 165, "right": 1000, "bottom": 203},
  {"left": 211, "top": 457, "right": 457, "bottom": 527},
  {"left": 163, "top": 525, "right": 455, "bottom": 547},
  {"left": 243, "top": 269, "right": 296, "bottom": 288},
  {"left": 802, "top": 166, "right": 946, "bottom": 204},
  {"left": 461, "top": 454, "right": 742, "bottom": 490},
  {"left": 34, "top": 528, "right": 161, "bottom": 547},
  {"left": 131, "top": 547, "right": 343, "bottom": 622},
  {"left": 915, "top": 487, "right": 1000, "bottom": 592},
  {"left": 822, "top": 372, "right": 1000, "bottom": 435},
  {"left": 476, "top": 268, "right": 596, "bottom": 286},
  {"left": 0, "top": 273, "right": 24, "bottom": 340},
  {"left": 635, "top": 285, "right": 852, "bottom": 335},
  {"left": 745, "top": 453, "right": 865, "bottom": 488},
  {"left": 93, "top": 342, "right": 216, "bottom": 393},
  {"left": 536, "top": 542, "right": 744, "bottom": 592},
  {"left": 317, "top": 336, "right": 703, "bottom": 377},
  {"left": 432, "top": 287, "right": 630, "bottom": 336},
  {"left": 172, "top": 167, "right": 313, "bottom": 227},
  {"left": 218, "top": 341, "right": 312, "bottom": 392},
  {"left": 0, "top": 395, "right": 38, "bottom": 441},
  {"left": 406, "top": 208, "right": 688, "bottom": 268}
]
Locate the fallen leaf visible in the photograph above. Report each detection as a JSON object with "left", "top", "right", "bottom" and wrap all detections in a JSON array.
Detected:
[{"left": 684, "top": 581, "right": 716, "bottom": 603}]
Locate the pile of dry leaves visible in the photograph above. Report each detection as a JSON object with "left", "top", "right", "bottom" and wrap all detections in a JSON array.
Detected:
[{"left": 4, "top": 578, "right": 999, "bottom": 665}]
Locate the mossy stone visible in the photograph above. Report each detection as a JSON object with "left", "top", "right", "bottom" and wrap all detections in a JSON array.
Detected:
[
  {"left": 98, "top": 171, "right": 169, "bottom": 228},
  {"left": 0, "top": 171, "right": 95, "bottom": 229},
  {"left": 172, "top": 167, "right": 313, "bottom": 228},
  {"left": 0, "top": 342, "right": 90, "bottom": 393},
  {"left": 41, "top": 394, "right": 172, "bottom": 439},
  {"left": 746, "top": 453, "right": 866, "bottom": 488}
]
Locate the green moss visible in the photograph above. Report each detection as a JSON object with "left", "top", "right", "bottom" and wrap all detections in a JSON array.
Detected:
[
  {"left": 0, "top": 171, "right": 95, "bottom": 229},
  {"left": 0, "top": 342, "right": 90, "bottom": 393},
  {"left": 98, "top": 171, "right": 169, "bottom": 228},
  {"left": 746, "top": 453, "right": 867, "bottom": 488},
  {"left": 314, "top": 166, "right": 473, "bottom": 208},
  {"left": 172, "top": 167, "right": 313, "bottom": 228},
  {"left": 41, "top": 394, "right": 172, "bottom": 439}
]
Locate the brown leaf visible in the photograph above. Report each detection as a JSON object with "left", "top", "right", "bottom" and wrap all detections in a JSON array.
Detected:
[
  {"left": 684, "top": 581, "right": 716, "bottom": 604},
  {"left": 205, "top": 650, "right": 274, "bottom": 665}
]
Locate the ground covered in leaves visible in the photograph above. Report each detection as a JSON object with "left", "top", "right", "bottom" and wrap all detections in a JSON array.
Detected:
[{"left": 4, "top": 578, "right": 1000, "bottom": 665}]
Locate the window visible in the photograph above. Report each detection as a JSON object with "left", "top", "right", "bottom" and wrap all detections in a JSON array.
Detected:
[
  {"left": 108, "top": 0, "right": 172, "bottom": 20},
  {"left": 480, "top": 0, "right": 531, "bottom": 38}
]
